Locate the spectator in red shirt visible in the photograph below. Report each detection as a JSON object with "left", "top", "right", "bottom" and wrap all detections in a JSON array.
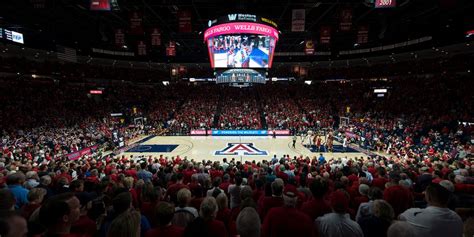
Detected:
[
  {"left": 383, "top": 172, "right": 413, "bottom": 216},
  {"left": 262, "top": 185, "right": 315, "bottom": 237},
  {"left": 146, "top": 202, "right": 184, "bottom": 237},
  {"left": 216, "top": 192, "right": 232, "bottom": 231},
  {"left": 166, "top": 173, "right": 189, "bottom": 205},
  {"left": 252, "top": 179, "right": 264, "bottom": 203},
  {"left": 372, "top": 167, "right": 389, "bottom": 190},
  {"left": 219, "top": 174, "right": 231, "bottom": 195},
  {"left": 258, "top": 179, "right": 284, "bottom": 220},
  {"left": 300, "top": 178, "right": 332, "bottom": 220},
  {"left": 55, "top": 166, "right": 73, "bottom": 184}
]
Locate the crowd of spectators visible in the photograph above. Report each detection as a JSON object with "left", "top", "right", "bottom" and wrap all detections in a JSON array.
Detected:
[
  {"left": 334, "top": 76, "right": 473, "bottom": 162},
  {"left": 216, "top": 87, "right": 262, "bottom": 130},
  {"left": 259, "top": 85, "right": 311, "bottom": 131},
  {"left": 0, "top": 56, "right": 473, "bottom": 236},
  {"left": 170, "top": 85, "right": 219, "bottom": 133},
  {"left": 1, "top": 146, "right": 473, "bottom": 237}
]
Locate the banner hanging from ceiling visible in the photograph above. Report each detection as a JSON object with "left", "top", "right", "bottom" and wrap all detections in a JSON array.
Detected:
[
  {"left": 375, "top": 0, "right": 397, "bottom": 8},
  {"left": 178, "top": 10, "right": 192, "bottom": 33},
  {"left": 357, "top": 25, "right": 369, "bottom": 44},
  {"left": 30, "top": 0, "right": 46, "bottom": 9},
  {"left": 166, "top": 41, "right": 176, "bottom": 56},
  {"left": 150, "top": 28, "right": 161, "bottom": 46},
  {"left": 339, "top": 8, "right": 353, "bottom": 31},
  {"left": 320, "top": 26, "right": 331, "bottom": 44},
  {"left": 137, "top": 40, "right": 147, "bottom": 56},
  {"left": 305, "top": 40, "right": 315, "bottom": 55},
  {"left": 114, "top": 29, "right": 125, "bottom": 47},
  {"left": 291, "top": 9, "right": 305, "bottom": 32},
  {"left": 130, "top": 11, "right": 143, "bottom": 35}
]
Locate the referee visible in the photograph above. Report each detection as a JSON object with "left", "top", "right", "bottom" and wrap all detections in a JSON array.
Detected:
[{"left": 292, "top": 134, "right": 297, "bottom": 148}]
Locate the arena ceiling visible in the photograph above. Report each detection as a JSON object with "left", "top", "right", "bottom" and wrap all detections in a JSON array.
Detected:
[{"left": 0, "top": 0, "right": 473, "bottom": 63}]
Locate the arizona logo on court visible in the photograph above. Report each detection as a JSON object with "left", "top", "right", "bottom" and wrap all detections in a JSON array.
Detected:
[{"left": 215, "top": 143, "right": 268, "bottom": 156}]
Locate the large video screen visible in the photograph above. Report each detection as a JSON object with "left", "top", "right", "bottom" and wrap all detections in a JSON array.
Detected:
[
  {"left": 204, "top": 22, "right": 279, "bottom": 68},
  {"left": 208, "top": 34, "right": 275, "bottom": 68}
]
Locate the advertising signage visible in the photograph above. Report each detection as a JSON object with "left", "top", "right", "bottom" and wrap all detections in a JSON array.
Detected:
[{"left": 0, "top": 29, "right": 24, "bottom": 44}]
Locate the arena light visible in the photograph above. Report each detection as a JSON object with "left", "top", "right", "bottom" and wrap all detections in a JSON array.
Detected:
[
  {"left": 162, "top": 81, "right": 170, "bottom": 86},
  {"left": 374, "top": 88, "right": 387, "bottom": 93},
  {"left": 304, "top": 80, "right": 312, "bottom": 85}
]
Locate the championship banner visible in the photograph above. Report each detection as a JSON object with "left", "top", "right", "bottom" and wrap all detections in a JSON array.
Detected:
[
  {"left": 357, "top": 25, "right": 369, "bottom": 44},
  {"left": 375, "top": 0, "right": 396, "bottom": 8},
  {"left": 137, "top": 40, "right": 147, "bottom": 56},
  {"left": 90, "top": 0, "right": 110, "bottom": 11},
  {"left": 439, "top": 0, "right": 457, "bottom": 9},
  {"left": 320, "top": 26, "right": 331, "bottom": 44},
  {"left": 30, "top": 0, "right": 46, "bottom": 9},
  {"left": 166, "top": 41, "right": 176, "bottom": 56},
  {"left": 130, "top": 11, "right": 143, "bottom": 35},
  {"left": 150, "top": 28, "right": 161, "bottom": 46},
  {"left": 339, "top": 8, "right": 353, "bottom": 31},
  {"left": 291, "top": 9, "right": 305, "bottom": 32},
  {"left": 178, "top": 10, "right": 192, "bottom": 33},
  {"left": 114, "top": 29, "right": 125, "bottom": 47},
  {"left": 179, "top": 66, "right": 187, "bottom": 74},
  {"left": 305, "top": 40, "right": 315, "bottom": 55}
]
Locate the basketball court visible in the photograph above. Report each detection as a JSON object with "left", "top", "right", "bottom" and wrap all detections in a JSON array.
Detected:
[{"left": 121, "top": 135, "right": 367, "bottom": 162}]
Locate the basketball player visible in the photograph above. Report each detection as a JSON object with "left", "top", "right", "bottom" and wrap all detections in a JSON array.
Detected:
[
  {"left": 316, "top": 135, "right": 322, "bottom": 152},
  {"left": 292, "top": 134, "right": 297, "bottom": 148},
  {"left": 342, "top": 136, "right": 348, "bottom": 153}
]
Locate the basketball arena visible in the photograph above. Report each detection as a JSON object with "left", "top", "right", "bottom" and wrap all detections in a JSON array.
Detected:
[{"left": 0, "top": 1, "right": 473, "bottom": 237}]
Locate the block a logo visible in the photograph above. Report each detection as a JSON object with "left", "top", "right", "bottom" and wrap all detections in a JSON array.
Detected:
[
  {"left": 228, "top": 14, "right": 237, "bottom": 21},
  {"left": 215, "top": 143, "right": 268, "bottom": 156}
]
